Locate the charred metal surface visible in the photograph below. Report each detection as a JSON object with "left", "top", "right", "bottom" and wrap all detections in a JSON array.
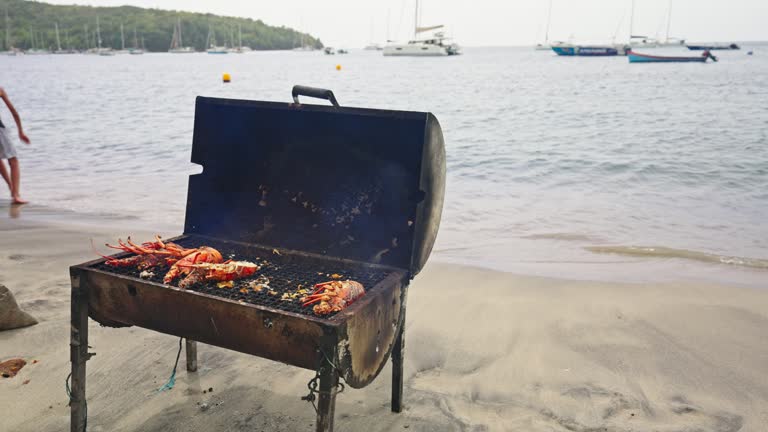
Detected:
[
  {"left": 92, "top": 235, "right": 395, "bottom": 319},
  {"left": 77, "top": 267, "right": 330, "bottom": 369},
  {"left": 71, "top": 246, "right": 407, "bottom": 372},
  {"left": 187, "top": 96, "right": 445, "bottom": 276},
  {"left": 336, "top": 273, "right": 408, "bottom": 388}
]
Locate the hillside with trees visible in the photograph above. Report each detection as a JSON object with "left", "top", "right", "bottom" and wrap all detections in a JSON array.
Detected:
[{"left": 0, "top": 0, "right": 322, "bottom": 51}]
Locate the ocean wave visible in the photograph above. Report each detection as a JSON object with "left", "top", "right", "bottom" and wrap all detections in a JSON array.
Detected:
[
  {"left": 585, "top": 246, "right": 768, "bottom": 270},
  {"left": 523, "top": 233, "right": 601, "bottom": 242}
]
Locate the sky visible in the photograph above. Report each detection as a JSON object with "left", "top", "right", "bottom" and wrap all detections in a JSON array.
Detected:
[{"left": 45, "top": 0, "right": 768, "bottom": 47}]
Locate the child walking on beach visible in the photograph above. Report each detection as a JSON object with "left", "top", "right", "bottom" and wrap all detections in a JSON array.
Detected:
[{"left": 0, "top": 87, "right": 31, "bottom": 205}]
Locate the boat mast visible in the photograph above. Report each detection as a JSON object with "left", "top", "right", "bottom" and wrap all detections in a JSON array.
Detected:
[
  {"left": 177, "top": 18, "right": 183, "bottom": 47},
  {"left": 238, "top": 24, "right": 242, "bottom": 49},
  {"left": 386, "top": 9, "right": 390, "bottom": 42},
  {"left": 629, "top": 0, "right": 635, "bottom": 38},
  {"left": 544, "top": 0, "right": 553, "bottom": 45},
  {"left": 133, "top": 27, "right": 138, "bottom": 49},
  {"left": 665, "top": 0, "right": 673, "bottom": 43},
  {"left": 5, "top": 8, "right": 11, "bottom": 50},
  {"left": 120, "top": 23, "right": 125, "bottom": 50},
  {"left": 55, "top": 22, "right": 61, "bottom": 51},
  {"left": 414, "top": 0, "right": 419, "bottom": 40},
  {"left": 96, "top": 16, "right": 102, "bottom": 49}
]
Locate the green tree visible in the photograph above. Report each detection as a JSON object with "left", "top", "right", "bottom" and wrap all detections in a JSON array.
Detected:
[{"left": 0, "top": 0, "right": 322, "bottom": 51}]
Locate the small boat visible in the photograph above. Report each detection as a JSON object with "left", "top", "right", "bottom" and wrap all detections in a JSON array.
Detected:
[
  {"left": 324, "top": 47, "right": 336, "bottom": 55},
  {"left": 628, "top": 50, "right": 717, "bottom": 63},
  {"left": 552, "top": 45, "right": 623, "bottom": 56},
  {"left": 687, "top": 43, "right": 739, "bottom": 51}
]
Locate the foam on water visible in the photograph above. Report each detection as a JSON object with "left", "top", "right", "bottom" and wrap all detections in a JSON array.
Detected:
[
  {"left": 585, "top": 245, "right": 768, "bottom": 270},
  {"left": 2, "top": 46, "right": 767, "bottom": 282}
]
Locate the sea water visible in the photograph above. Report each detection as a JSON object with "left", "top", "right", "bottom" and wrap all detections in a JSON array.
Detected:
[{"left": 1, "top": 46, "right": 766, "bottom": 284}]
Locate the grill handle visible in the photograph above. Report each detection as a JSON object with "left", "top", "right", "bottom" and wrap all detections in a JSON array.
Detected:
[{"left": 291, "top": 85, "right": 340, "bottom": 107}]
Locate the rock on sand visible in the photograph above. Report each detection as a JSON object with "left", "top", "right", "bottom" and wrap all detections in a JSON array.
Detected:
[{"left": 0, "top": 284, "right": 38, "bottom": 331}]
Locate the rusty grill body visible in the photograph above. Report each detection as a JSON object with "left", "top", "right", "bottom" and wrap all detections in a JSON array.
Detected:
[{"left": 69, "top": 87, "right": 446, "bottom": 432}]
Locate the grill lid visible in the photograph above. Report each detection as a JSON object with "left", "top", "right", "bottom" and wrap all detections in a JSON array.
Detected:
[{"left": 184, "top": 86, "right": 445, "bottom": 277}]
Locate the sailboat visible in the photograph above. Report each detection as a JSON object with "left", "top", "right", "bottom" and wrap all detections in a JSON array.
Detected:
[
  {"left": 534, "top": 0, "right": 552, "bottom": 50},
  {"left": 169, "top": 18, "right": 194, "bottom": 53},
  {"left": 91, "top": 17, "right": 115, "bottom": 56},
  {"left": 383, "top": 0, "right": 460, "bottom": 56},
  {"left": 364, "top": 18, "right": 383, "bottom": 50},
  {"left": 658, "top": 0, "right": 685, "bottom": 47},
  {"left": 627, "top": 0, "right": 660, "bottom": 49},
  {"left": 228, "top": 25, "right": 251, "bottom": 53},
  {"left": 26, "top": 28, "right": 50, "bottom": 55},
  {"left": 206, "top": 25, "right": 228, "bottom": 54},
  {"left": 129, "top": 27, "right": 144, "bottom": 54},
  {"left": 292, "top": 19, "right": 314, "bottom": 52},
  {"left": 53, "top": 22, "right": 76, "bottom": 54},
  {"left": 1, "top": 9, "right": 20, "bottom": 55},
  {"left": 113, "top": 23, "right": 130, "bottom": 54}
]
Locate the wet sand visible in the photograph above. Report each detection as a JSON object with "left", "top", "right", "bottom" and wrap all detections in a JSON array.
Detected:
[{"left": 1, "top": 205, "right": 767, "bottom": 431}]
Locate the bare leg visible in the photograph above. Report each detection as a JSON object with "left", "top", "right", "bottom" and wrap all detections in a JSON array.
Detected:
[
  {"left": 0, "top": 159, "right": 10, "bottom": 194},
  {"left": 8, "top": 158, "right": 27, "bottom": 204}
]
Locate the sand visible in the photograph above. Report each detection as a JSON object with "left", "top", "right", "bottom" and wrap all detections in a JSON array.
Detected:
[{"left": 1, "top": 206, "right": 767, "bottom": 432}]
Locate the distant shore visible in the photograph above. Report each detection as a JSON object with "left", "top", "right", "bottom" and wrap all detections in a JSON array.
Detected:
[{"left": 1, "top": 203, "right": 767, "bottom": 431}]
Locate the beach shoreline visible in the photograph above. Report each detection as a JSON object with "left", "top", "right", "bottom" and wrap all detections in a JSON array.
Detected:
[{"left": 1, "top": 206, "right": 767, "bottom": 431}]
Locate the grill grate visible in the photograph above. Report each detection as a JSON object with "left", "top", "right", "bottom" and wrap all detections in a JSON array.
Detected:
[{"left": 92, "top": 236, "right": 394, "bottom": 318}]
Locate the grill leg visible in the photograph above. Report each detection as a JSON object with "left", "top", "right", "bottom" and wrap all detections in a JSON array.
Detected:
[
  {"left": 185, "top": 340, "right": 198, "bottom": 372},
  {"left": 315, "top": 366, "right": 339, "bottom": 432},
  {"left": 391, "top": 314, "right": 406, "bottom": 413},
  {"left": 70, "top": 282, "right": 89, "bottom": 432}
]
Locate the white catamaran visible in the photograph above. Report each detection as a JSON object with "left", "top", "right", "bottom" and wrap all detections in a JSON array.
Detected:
[{"left": 383, "top": 0, "right": 460, "bottom": 57}]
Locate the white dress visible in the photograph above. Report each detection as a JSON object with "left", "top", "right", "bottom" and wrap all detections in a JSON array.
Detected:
[{"left": 0, "top": 116, "right": 17, "bottom": 159}]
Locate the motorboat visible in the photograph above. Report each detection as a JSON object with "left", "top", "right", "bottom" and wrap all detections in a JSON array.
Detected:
[{"left": 628, "top": 50, "right": 717, "bottom": 63}]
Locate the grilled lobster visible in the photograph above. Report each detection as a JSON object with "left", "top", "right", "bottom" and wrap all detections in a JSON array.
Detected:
[
  {"left": 95, "top": 236, "right": 198, "bottom": 270},
  {"left": 163, "top": 246, "right": 224, "bottom": 284},
  {"left": 177, "top": 260, "right": 260, "bottom": 289},
  {"left": 302, "top": 280, "right": 365, "bottom": 316}
]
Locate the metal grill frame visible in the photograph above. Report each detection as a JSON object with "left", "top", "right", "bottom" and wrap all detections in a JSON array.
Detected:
[
  {"left": 69, "top": 234, "right": 410, "bottom": 432},
  {"left": 69, "top": 86, "right": 444, "bottom": 432}
]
